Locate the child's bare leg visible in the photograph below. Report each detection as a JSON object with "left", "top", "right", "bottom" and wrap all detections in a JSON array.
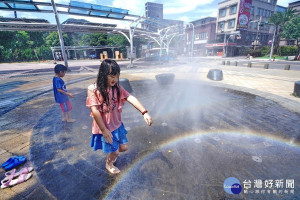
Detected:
[
  {"left": 106, "top": 150, "right": 120, "bottom": 174},
  {"left": 66, "top": 111, "right": 76, "bottom": 122},
  {"left": 119, "top": 144, "right": 128, "bottom": 152},
  {"left": 62, "top": 112, "right": 67, "bottom": 122},
  {"left": 111, "top": 144, "right": 128, "bottom": 164}
]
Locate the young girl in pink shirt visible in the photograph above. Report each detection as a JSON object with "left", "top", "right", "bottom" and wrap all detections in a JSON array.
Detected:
[{"left": 86, "top": 59, "right": 152, "bottom": 174}]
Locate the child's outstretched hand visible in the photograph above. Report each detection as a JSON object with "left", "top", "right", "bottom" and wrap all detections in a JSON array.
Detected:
[
  {"left": 102, "top": 128, "right": 113, "bottom": 144},
  {"left": 143, "top": 113, "right": 152, "bottom": 126},
  {"left": 67, "top": 92, "right": 74, "bottom": 98}
]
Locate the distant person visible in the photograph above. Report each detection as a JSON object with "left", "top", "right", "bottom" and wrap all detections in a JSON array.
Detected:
[
  {"left": 86, "top": 59, "right": 152, "bottom": 174},
  {"left": 53, "top": 64, "right": 76, "bottom": 123}
]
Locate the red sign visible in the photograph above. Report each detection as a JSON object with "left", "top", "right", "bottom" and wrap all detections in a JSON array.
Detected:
[{"left": 237, "top": 0, "right": 252, "bottom": 30}]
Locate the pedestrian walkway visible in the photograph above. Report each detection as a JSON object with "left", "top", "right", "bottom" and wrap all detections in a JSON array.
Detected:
[{"left": 0, "top": 58, "right": 299, "bottom": 199}]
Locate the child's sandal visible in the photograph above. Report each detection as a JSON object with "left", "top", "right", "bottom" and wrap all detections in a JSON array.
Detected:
[{"left": 106, "top": 164, "right": 120, "bottom": 174}]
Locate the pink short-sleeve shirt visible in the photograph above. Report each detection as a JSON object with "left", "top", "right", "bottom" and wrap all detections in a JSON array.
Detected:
[{"left": 86, "top": 84, "right": 130, "bottom": 134}]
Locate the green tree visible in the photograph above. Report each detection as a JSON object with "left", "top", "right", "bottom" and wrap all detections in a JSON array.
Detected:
[
  {"left": 45, "top": 32, "right": 71, "bottom": 47},
  {"left": 81, "top": 33, "right": 108, "bottom": 46},
  {"left": 280, "top": 16, "right": 300, "bottom": 60},
  {"left": 269, "top": 8, "right": 296, "bottom": 54},
  {"left": 107, "top": 35, "right": 129, "bottom": 46}
]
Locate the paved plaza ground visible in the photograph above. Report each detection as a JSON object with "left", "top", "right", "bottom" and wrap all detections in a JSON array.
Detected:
[{"left": 0, "top": 57, "right": 300, "bottom": 199}]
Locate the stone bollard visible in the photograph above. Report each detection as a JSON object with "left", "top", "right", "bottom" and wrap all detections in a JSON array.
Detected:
[
  {"left": 155, "top": 73, "right": 175, "bottom": 85},
  {"left": 119, "top": 78, "right": 133, "bottom": 93},
  {"left": 207, "top": 69, "right": 223, "bottom": 81},
  {"left": 248, "top": 62, "right": 252, "bottom": 68},
  {"left": 294, "top": 81, "right": 300, "bottom": 97},
  {"left": 264, "top": 64, "right": 269, "bottom": 69},
  {"left": 284, "top": 64, "right": 290, "bottom": 70},
  {"left": 234, "top": 61, "right": 238, "bottom": 66},
  {"left": 226, "top": 61, "right": 230, "bottom": 65},
  {"left": 222, "top": 61, "right": 225, "bottom": 65}
]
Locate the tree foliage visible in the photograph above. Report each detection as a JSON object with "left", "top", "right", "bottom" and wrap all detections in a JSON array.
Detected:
[
  {"left": 0, "top": 29, "right": 142, "bottom": 63},
  {"left": 280, "top": 16, "right": 300, "bottom": 60}
]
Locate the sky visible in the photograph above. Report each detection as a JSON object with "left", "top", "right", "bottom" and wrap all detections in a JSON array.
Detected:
[{"left": 0, "top": 0, "right": 296, "bottom": 27}]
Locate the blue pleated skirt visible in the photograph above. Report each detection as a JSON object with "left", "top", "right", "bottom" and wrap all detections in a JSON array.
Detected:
[{"left": 90, "top": 123, "right": 128, "bottom": 153}]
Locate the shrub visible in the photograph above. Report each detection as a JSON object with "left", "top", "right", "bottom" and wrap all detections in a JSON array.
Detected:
[
  {"left": 245, "top": 49, "right": 262, "bottom": 57},
  {"left": 261, "top": 46, "right": 270, "bottom": 56},
  {"left": 278, "top": 46, "right": 298, "bottom": 56}
]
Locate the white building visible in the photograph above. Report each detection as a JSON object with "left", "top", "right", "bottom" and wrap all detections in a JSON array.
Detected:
[{"left": 212, "top": 0, "right": 277, "bottom": 56}]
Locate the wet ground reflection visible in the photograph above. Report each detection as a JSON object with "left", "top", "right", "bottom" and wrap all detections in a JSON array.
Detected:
[{"left": 30, "top": 79, "right": 300, "bottom": 199}]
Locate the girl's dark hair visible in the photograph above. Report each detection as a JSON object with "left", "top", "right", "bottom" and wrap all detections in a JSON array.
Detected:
[
  {"left": 96, "top": 59, "right": 120, "bottom": 107},
  {"left": 54, "top": 64, "right": 67, "bottom": 74}
]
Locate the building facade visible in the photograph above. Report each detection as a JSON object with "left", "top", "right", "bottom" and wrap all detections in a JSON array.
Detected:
[
  {"left": 210, "top": 0, "right": 277, "bottom": 56},
  {"left": 145, "top": 2, "right": 163, "bottom": 19},
  {"left": 143, "top": 2, "right": 184, "bottom": 55},
  {"left": 186, "top": 17, "right": 216, "bottom": 56},
  {"left": 288, "top": 1, "right": 300, "bottom": 16}
]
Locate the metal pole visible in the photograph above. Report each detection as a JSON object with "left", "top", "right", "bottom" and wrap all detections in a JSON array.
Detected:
[
  {"left": 226, "top": 35, "right": 232, "bottom": 57},
  {"left": 269, "top": 26, "right": 276, "bottom": 61},
  {"left": 254, "top": 16, "right": 262, "bottom": 50},
  {"left": 129, "top": 27, "right": 134, "bottom": 67},
  {"left": 223, "top": 32, "right": 226, "bottom": 57},
  {"left": 51, "top": 0, "right": 69, "bottom": 69},
  {"left": 188, "top": 23, "right": 194, "bottom": 57}
]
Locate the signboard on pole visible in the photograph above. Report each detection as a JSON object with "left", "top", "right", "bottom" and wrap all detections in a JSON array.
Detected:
[{"left": 237, "top": 0, "right": 252, "bottom": 30}]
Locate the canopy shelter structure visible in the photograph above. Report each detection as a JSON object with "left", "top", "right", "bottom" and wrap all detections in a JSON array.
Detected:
[{"left": 0, "top": 0, "right": 182, "bottom": 68}]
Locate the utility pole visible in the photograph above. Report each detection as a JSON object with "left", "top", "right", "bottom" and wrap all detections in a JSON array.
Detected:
[
  {"left": 223, "top": 32, "right": 227, "bottom": 57},
  {"left": 269, "top": 25, "right": 279, "bottom": 61},
  {"left": 254, "top": 16, "right": 262, "bottom": 50}
]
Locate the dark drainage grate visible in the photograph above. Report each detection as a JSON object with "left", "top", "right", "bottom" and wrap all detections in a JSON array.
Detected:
[{"left": 207, "top": 69, "right": 223, "bottom": 81}]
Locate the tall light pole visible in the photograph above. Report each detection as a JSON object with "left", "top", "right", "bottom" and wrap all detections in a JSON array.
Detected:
[
  {"left": 269, "top": 25, "right": 278, "bottom": 61},
  {"left": 187, "top": 23, "right": 194, "bottom": 57},
  {"left": 223, "top": 32, "right": 227, "bottom": 57},
  {"left": 249, "top": 17, "right": 262, "bottom": 50}
]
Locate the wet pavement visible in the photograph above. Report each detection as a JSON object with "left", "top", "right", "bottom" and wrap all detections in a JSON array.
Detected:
[{"left": 0, "top": 58, "right": 300, "bottom": 200}]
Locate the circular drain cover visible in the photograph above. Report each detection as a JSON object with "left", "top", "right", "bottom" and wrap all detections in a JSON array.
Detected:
[
  {"left": 194, "top": 138, "right": 201, "bottom": 143},
  {"left": 263, "top": 142, "right": 272, "bottom": 147},
  {"left": 161, "top": 122, "right": 168, "bottom": 127},
  {"left": 82, "top": 125, "right": 88, "bottom": 130},
  {"left": 213, "top": 136, "right": 220, "bottom": 141},
  {"left": 252, "top": 156, "right": 262, "bottom": 163}
]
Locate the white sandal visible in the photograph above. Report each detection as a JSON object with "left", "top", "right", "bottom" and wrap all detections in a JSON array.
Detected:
[{"left": 106, "top": 164, "right": 120, "bottom": 174}]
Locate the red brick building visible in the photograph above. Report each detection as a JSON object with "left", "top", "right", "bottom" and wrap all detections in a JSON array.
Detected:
[{"left": 185, "top": 17, "right": 216, "bottom": 56}]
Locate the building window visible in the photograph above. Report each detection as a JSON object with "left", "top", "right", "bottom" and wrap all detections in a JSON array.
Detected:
[
  {"left": 228, "top": 19, "right": 235, "bottom": 28},
  {"left": 230, "top": 5, "right": 237, "bottom": 14},
  {"left": 218, "top": 21, "right": 225, "bottom": 30},
  {"left": 251, "top": 6, "right": 255, "bottom": 15},
  {"left": 195, "top": 33, "right": 209, "bottom": 40},
  {"left": 257, "top": 8, "right": 260, "bottom": 16},
  {"left": 219, "top": 8, "right": 226, "bottom": 17}
]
